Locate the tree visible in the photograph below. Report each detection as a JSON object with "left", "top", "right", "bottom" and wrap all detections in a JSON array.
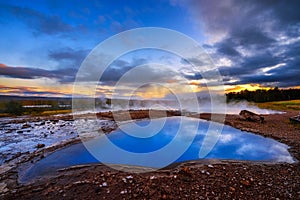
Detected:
[{"left": 5, "top": 100, "right": 24, "bottom": 115}]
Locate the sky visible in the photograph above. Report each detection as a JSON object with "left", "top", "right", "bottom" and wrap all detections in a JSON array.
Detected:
[{"left": 0, "top": 0, "right": 299, "bottom": 98}]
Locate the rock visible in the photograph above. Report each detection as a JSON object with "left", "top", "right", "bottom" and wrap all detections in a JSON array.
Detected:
[
  {"left": 240, "top": 180, "right": 250, "bottom": 186},
  {"left": 40, "top": 121, "right": 46, "bottom": 125},
  {"left": 239, "top": 110, "right": 264, "bottom": 123},
  {"left": 36, "top": 143, "right": 45, "bottom": 148},
  {"left": 0, "top": 165, "right": 13, "bottom": 174},
  {"left": 22, "top": 124, "right": 31, "bottom": 129},
  {"left": 229, "top": 186, "right": 235, "bottom": 192},
  {"left": 180, "top": 166, "right": 191, "bottom": 174},
  {"left": 0, "top": 182, "right": 9, "bottom": 193}
]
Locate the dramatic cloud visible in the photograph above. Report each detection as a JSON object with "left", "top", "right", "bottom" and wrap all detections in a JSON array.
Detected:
[
  {"left": 0, "top": 64, "right": 76, "bottom": 83},
  {"left": 174, "top": 0, "right": 300, "bottom": 88},
  {"left": 0, "top": 85, "right": 68, "bottom": 97},
  {"left": 0, "top": 1, "right": 299, "bottom": 97},
  {"left": 48, "top": 47, "right": 90, "bottom": 69},
  {"left": 0, "top": 4, "right": 73, "bottom": 35}
]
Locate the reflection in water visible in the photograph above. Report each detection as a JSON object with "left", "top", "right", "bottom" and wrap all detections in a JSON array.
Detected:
[{"left": 21, "top": 117, "right": 294, "bottom": 182}]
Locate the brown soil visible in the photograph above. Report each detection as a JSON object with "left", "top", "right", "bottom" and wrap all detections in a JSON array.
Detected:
[{"left": 1, "top": 110, "right": 300, "bottom": 199}]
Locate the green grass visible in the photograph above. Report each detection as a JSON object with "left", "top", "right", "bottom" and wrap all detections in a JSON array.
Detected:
[{"left": 257, "top": 100, "right": 300, "bottom": 111}]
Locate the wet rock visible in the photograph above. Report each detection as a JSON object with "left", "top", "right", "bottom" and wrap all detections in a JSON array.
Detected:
[
  {"left": 36, "top": 143, "right": 45, "bottom": 148},
  {"left": 22, "top": 124, "right": 31, "bottom": 129},
  {"left": 40, "top": 121, "right": 46, "bottom": 126},
  {"left": 50, "top": 119, "right": 59, "bottom": 123},
  {"left": 0, "top": 182, "right": 8, "bottom": 193}
]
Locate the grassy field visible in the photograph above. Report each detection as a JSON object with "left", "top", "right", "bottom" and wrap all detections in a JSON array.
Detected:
[{"left": 257, "top": 100, "right": 300, "bottom": 111}]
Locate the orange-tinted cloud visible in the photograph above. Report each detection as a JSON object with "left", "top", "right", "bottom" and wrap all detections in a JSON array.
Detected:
[{"left": 225, "top": 84, "right": 271, "bottom": 93}]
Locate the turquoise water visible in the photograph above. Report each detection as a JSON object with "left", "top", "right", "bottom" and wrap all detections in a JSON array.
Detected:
[{"left": 21, "top": 117, "right": 294, "bottom": 182}]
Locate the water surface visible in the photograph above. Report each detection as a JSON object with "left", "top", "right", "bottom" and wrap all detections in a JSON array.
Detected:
[{"left": 21, "top": 117, "right": 294, "bottom": 182}]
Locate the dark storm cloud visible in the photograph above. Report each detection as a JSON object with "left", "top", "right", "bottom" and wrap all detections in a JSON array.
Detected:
[
  {"left": 178, "top": 0, "right": 300, "bottom": 87},
  {"left": 215, "top": 39, "right": 241, "bottom": 57},
  {"left": 0, "top": 64, "right": 76, "bottom": 83},
  {"left": 181, "top": 0, "right": 300, "bottom": 38},
  {"left": 230, "top": 28, "right": 276, "bottom": 47},
  {"left": 219, "top": 52, "right": 280, "bottom": 77}
]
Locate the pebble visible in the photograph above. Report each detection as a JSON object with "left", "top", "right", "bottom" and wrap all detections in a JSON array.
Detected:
[
  {"left": 120, "top": 189, "right": 127, "bottom": 194},
  {"left": 126, "top": 175, "right": 133, "bottom": 179},
  {"left": 240, "top": 180, "right": 250, "bottom": 186}
]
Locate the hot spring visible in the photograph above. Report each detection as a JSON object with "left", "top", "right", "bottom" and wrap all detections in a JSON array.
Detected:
[{"left": 20, "top": 116, "right": 295, "bottom": 182}]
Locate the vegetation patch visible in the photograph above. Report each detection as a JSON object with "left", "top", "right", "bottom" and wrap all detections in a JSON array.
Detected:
[{"left": 256, "top": 100, "right": 300, "bottom": 111}]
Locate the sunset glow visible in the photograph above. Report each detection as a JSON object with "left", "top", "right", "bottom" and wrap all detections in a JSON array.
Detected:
[{"left": 0, "top": 1, "right": 299, "bottom": 98}]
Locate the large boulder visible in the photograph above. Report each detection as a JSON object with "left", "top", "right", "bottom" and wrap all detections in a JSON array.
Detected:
[{"left": 239, "top": 110, "right": 264, "bottom": 123}]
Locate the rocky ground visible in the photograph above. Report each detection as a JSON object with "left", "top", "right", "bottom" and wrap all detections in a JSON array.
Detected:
[{"left": 0, "top": 110, "right": 299, "bottom": 199}]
